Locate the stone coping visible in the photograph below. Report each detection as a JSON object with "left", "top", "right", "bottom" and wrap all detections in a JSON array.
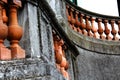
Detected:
[
  {"left": 67, "top": 26, "right": 120, "bottom": 55},
  {"left": 0, "top": 58, "right": 65, "bottom": 80}
]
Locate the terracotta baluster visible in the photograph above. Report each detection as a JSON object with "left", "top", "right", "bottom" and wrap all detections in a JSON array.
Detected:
[
  {"left": 66, "top": 5, "right": 71, "bottom": 23},
  {"left": 2, "top": 0, "right": 8, "bottom": 24},
  {"left": 0, "top": 1, "right": 11, "bottom": 60},
  {"left": 7, "top": 0, "right": 25, "bottom": 59},
  {"left": 60, "top": 57, "right": 67, "bottom": 69},
  {"left": 65, "top": 61, "right": 69, "bottom": 70},
  {"left": 86, "top": 16, "right": 92, "bottom": 36},
  {"left": 97, "top": 19, "right": 105, "bottom": 39},
  {"left": 75, "top": 11, "right": 81, "bottom": 33},
  {"left": 53, "top": 33, "right": 61, "bottom": 71},
  {"left": 80, "top": 14, "right": 85, "bottom": 29},
  {"left": 2, "top": 8, "right": 8, "bottom": 24},
  {"left": 53, "top": 37, "right": 69, "bottom": 80},
  {"left": 80, "top": 14, "right": 87, "bottom": 35},
  {"left": 104, "top": 20, "right": 111, "bottom": 40},
  {"left": 62, "top": 44, "right": 70, "bottom": 80},
  {"left": 56, "top": 39, "right": 65, "bottom": 72},
  {"left": 91, "top": 17, "right": 98, "bottom": 38},
  {"left": 118, "top": 21, "right": 120, "bottom": 36},
  {"left": 75, "top": 11, "right": 80, "bottom": 27},
  {"left": 54, "top": 36, "right": 62, "bottom": 64},
  {"left": 117, "top": 21, "right": 120, "bottom": 40},
  {"left": 70, "top": 8, "right": 76, "bottom": 31},
  {"left": 60, "top": 56, "right": 69, "bottom": 80},
  {"left": 111, "top": 20, "right": 117, "bottom": 40}
]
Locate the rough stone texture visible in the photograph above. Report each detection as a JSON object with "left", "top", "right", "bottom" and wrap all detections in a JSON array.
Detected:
[
  {"left": 0, "top": 58, "right": 65, "bottom": 80},
  {"left": 2, "top": 0, "right": 66, "bottom": 80},
  {"left": 18, "top": 3, "right": 41, "bottom": 58},
  {"left": 47, "top": 0, "right": 68, "bottom": 29},
  {"left": 38, "top": 8, "right": 55, "bottom": 63},
  {"left": 4, "top": 0, "right": 120, "bottom": 80},
  {"left": 65, "top": 50, "right": 75, "bottom": 80},
  {"left": 76, "top": 47, "right": 120, "bottom": 80},
  {"left": 67, "top": 26, "right": 120, "bottom": 55}
]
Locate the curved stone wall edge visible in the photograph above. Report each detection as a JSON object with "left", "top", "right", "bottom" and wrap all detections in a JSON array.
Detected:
[{"left": 66, "top": 26, "right": 120, "bottom": 55}]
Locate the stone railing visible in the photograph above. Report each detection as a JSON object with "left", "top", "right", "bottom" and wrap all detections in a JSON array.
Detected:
[
  {"left": 65, "top": 0, "right": 120, "bottom": 41},
  {"left": 52, "top": 30, "right": 70, "bottom": 80},
  {"left": 0, "top": 0, "right": 25, "bottom": 60}
]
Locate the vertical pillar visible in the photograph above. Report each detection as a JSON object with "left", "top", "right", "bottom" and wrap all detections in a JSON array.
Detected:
[
  {"left": 0, "top": 0, "right": 11, "bottom": 60},
  {"left": 8, "top": 0, "right": 25, "bottom": 59}
]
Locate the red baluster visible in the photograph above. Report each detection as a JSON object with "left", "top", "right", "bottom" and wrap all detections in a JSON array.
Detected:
[
  {"left": 91, "top": 17, "right": 98, "bottom": 38},
  {"left": 111, "top": 20, "right": 117, "bottom": 40},
  {"left": 75, "top": 11, "right": 80, "bottom": 27},
  {"left": 86, "top": 16, "right": 92, "bottom": 36},
  {"left": 8, "top": 0, "right": 25, "bottom": 59},
  {"left": 80, "top": 14, "right": 87, "bottom": 35},
  {"left": 60, "top": 56, "right": 69, "bottom": 80},
  {"left": 70, "top": 8, "right": 76, "bottom": 31},
  {"left": 75, "top": 11, "right": 82, "bottom": 33},
  {"left": 118, "top": 21, "right": 120, "bottom": 36},
  {"left": 0, "top": 1, "right": 11, "bottom": 60},
  {"left": 55, "top": 39, "right": 63, "bottom": 71},
  {"left": 66, "top": 5, "right": 71, "bottom": 23},
  {"left": 97, "top": 19, "right": 105, "bottom": 39},
  {"left": 2, "top": 8, "right": 8, "bottom": 24},
  {"left": 104, "top": 20, "right": 111, "bottom": 40},
  {"left": 53, "top": 32, "right": 62, "bottom": 72}
]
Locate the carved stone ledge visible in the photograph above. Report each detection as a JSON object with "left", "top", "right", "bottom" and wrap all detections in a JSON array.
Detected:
[
  {"left": 0, "top": 58, "right": 65, "bottom": 80},
  {"left": 67, "top": 26, "right": 120, "bottom": 55}
]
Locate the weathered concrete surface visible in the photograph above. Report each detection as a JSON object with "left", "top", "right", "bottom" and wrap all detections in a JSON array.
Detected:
[
  {"left": 75, "top": 47, "right": 120, "bottom": 80},
  {"left": 67, "top": 26, "right": 120, "bottom": 55},
  {"left": 4, "top": 0, "right": 120, "bottom": 80},
  {"left": 65, "top": 23, "right": 120, "bottom": 80},
  {"left": 18, "top": 2, "right": 41, "bottom": 58},
  {"left": 2, "top": 1, "right": 66, "bottom": 80},
  {"left": 0, "top": 58, "right": 65, "bottom": 80}
]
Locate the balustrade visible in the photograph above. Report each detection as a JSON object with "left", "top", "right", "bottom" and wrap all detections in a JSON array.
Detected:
[
  {"left": 0, "top": 0, "right": 25, "bottom": 60},
  {"left": 53, "top": 30, "right": 70, "bottom": 80},
  {"left": 66, "top": 2, "right": 120, "bottom": 41}
]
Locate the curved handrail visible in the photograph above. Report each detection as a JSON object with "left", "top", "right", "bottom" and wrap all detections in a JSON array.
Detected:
[
  {"left": 65, "top": 0, "right": 120, "bottom": 20},
  {"left": 65, "top": 0, "right": 120, "bottom": 41}
]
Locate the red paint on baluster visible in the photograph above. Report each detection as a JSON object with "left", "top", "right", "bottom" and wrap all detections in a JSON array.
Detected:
[
  {"left": 66, "top": 5, "right": 71, "bottom": 23},
  {"left": 118, "top": 21, "right": 120, "bottom": 36},
  {"left": 2, "top": 8, "right": 8, "bottom": 24},
  {"left": 80, "top": 14, "right": 87, "bottom": 35},
  {"left": 0, "top": 1, "right": 11, "bottom": 60},
  {"left": 97, "top": 19, "right": 105, "bottom": 39},
  {"left": 70, "top": 8, "right": 76, "bottom": 31},
  {"left": 75, "top": 11, "right": 82, "bottom": 33},
  {"left": 104, "top": 20, "right": 111, "bottom": 40},
  {"left": 8, "top": 1, "right": 25, "bottom": 59},
  {"left": 91, "top": 17, "right": 98, "bottom": 38},
  {"left": 111, "top": 20, "right": 118, "bottom": 40},
  {"left": 86, "top": 16, "right": 92, "bottom": 37}
]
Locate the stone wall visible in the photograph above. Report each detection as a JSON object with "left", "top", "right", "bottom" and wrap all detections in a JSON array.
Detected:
[
  {"left": 75, "top": 47, "right": 120, "bottom": 80},
  {"left": 2, "top": 0, "right": 72, "bottom": 80},
  {"left": 3, "top": 0, "right": 120, "bottom": 80},
  {"left": 60, "top": 0, "right": 120, "bottom": 80},
  {"left": 0, "top": 58, "right": 66, "bottom": 80}
]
